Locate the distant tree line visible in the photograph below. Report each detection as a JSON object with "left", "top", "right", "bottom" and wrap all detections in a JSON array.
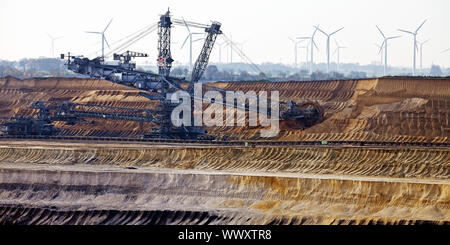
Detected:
[
  {"left": 0, "top": 58, "right": 448, "bottom": 81},
  {"left": 0, "top": 58, "right": 71, "bottom": 78}
]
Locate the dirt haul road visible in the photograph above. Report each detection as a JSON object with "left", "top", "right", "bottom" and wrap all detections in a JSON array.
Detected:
[{"left": 0, "top": 76, "right": 448, "bottom": 224}]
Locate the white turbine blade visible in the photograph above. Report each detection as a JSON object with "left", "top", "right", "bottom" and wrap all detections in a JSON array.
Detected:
[
  {"left": 86, "top": 31, "right": 102, "bottom": 34},
  {"left": 334, "top": 39, "right": 339, "bottom": 47},
  {"left": 442, "top": 48, "right": 450, "bottom": 53},
  {"left": 422, "top": 39, "right": 430, "bottom": 44},
  {"left": 182, "top": 16, "right": 191, "bottom": 33},
  {"left": 315, "top": 26, "right": 327, "bottom": 36},
  {"left": 332, "top": 48, "right": 338, "bottom": 56},
  {"left": 415, "top": 19, "right": 427, "bottom": 33},
  {"left": 180, "top": 34, "right": 190, "bottom": 49},
  {"left": 103, "top": 18, "right": 113, "bottom": 33},
  {"left": 312, "top": 25, "right": 320, "bottom": 37},
  {"left": 376, "top": 25, "right": 385, "bottom": 38},
  {"left": 387, "top": 35, "right": 401, "bottom": 40},
  {"left": 378, "top": 41, "right": 385, "bottom": 54},
  {"left": 191, "top": 32, "right": 204, "bottom": 35},
  {"left": 312, "top": 40, "right": 319, "bottom": 50},
  {"left": 193, "top": 38, "right": 205, "bottom": 42},
  {"left": 46, "top": 32, "right": 53, "bottom": 39},
  {"left": 296, "top": 37, "right": 310, "bottom": 40},
  {"left": 54, "top": 36, "right": 63, "bottom": 40},
  {"left": 104, "top": 36, "right": 111, "bottom": 49},
  {"left": 288, "top": 37, "right": 295, "bottom": 43},
  {"left": 330, "top": 27, "right": 344, "bottom": 36},
  {"left": 398, "top": 29, "right": 414, "bottom": 35}
]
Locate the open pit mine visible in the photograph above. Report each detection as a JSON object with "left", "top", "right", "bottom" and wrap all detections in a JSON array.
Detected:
[{"left": 0, "top": 75, "right": 448, "bottom": 225}]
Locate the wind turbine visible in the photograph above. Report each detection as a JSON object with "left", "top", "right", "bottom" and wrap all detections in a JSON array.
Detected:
[
  {"left": 215, "top": 42, "right": 226, "bottom": 63},
  {"left": 315, "top": 26, "right": 344, "bottom": 74},
  {"left": 417, "top": 39, "right": 430, "bottom": 71},
  {"left": 398, "top": 19, "right": 427, "bottom": 76},
  {"left": 299, "top": 41, "right": 310, "bottom": 69},
  {"left": 297, "top": 25, "right": 320, "bottom": 74},
  {"left": 46, "top": 33, "right": 63, "bottom": 58},
  {"left": 333, "top": 39, "right": 346, "bottom": 72},
  {"left": 180, "top": 17, "right": 204, "bottom": 70},
  {"left": 376, "top": 25, "right": 401, "bottom": 76},
  {"left": 288, "top": 37, "right": 305, "bottom": 68},
  {"left": 223, "top": 34, "right": 235, "bottom": 63},
  {"left": 86, "top": 18, "right": 113, "bottom": 59}
]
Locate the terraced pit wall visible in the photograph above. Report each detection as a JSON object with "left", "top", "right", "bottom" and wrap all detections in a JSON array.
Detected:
[
  {"left": 0, "top": 76, "right": 448, "bottom": 142},
  {"left": 0, "top": 142, "right": 448, "bottom": 224}
]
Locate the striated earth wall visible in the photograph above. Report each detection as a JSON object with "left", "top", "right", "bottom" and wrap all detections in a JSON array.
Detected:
[
  {"left": 0, "top": 76, "right": 448, "bottom": 142},
  {"left": 0, "top": 76, "right": 448, "bottom": 224}
]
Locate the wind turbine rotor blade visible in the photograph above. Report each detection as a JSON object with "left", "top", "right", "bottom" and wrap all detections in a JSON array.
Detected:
[
  {"left": 330, "top": 27, "right": 344, "bottom": 36},
  {"left": 313, "top": 40, "right": 319, "bottom": 50},
  {"left": 378, "top": 41, "right": 385, "bottom": 54},
  {"left": 332, "top": 48, "right": 338, "bottom": 56},
  {"left": 335, "top": 39, "right": 339, "bottom": 47},
  {"left": 442, "top": 48, "right": 450, "bottom": 53},
  {"left": 191, "top": 32, "right": 204, "bottom": 35},
  {"left": 315, "top": 26, "right": 327, "bottom": 36},
  {"left": 181, "top": 16, "right": 191, "bottom": 33},
  {"left": 85, "top": 31, "right": 102, "bottom": 34},
  {"left": 104, "top": 36, "right": 111, "bottom": 49},
  {"left": 54, "top": 36, "right": 63, "bottom": 40},
  {"left": 387, "top": 35, "right": 401, "bottom": 40},
  {"left": 398, "top": 29, "right": 414, "bottom": 35},
  {"left": 296, "top": 37, "right": 310, "bottom": 40},
  {"left": 180, "top": 34, "right": 190, "bottom": 49},
  {"left": 312, "top": 25, "right": 320, "bottom": 37},
  {"left": 288, "top": 37, "right": 295, "bottom": 43},
  {"left": 104, "top": 18, "right": 113, "bottom": 33},
  {"left": 193, "top": 38, "right": 205, "bottom": 42},
  {"left": 415, "top": 19, "right": 427, "bottom": 33},
  {"left": 46, "top": 32, "right": 53, "bottom": 39},
  {"left": 376, "top": 25, "right": 386, "bottom": 38}
]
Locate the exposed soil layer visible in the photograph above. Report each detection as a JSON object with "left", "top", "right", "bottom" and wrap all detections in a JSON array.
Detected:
[
  {"left": 0, "top": 76, "right": 449, "bottom": 224},
  {"left": 0, "top": 163, "right": 448, "bottom": 225},
  {"left": 0, "top": 76, "right": 448, "bottom": 142}
]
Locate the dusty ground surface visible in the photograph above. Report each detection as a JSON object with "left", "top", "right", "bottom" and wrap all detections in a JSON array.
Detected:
[{"left": 0, "top": 76, "right": 448, "bottom": 224}]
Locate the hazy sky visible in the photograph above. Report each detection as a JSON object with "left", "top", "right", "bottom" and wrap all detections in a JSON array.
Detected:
[{"left": 1, "top": 0, "right": 449, "bottom": 68}]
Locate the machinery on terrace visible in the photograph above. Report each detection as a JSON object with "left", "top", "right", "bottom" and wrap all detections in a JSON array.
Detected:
[{"left": 1, "top": 9, "right": 323, "bottom": 139}]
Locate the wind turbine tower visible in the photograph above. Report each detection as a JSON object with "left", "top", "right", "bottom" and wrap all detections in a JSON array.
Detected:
[
  {"left": 215, "top": 42, "right": 226, "bottom": 63},
  {"left": 86, "top": 18, "right": 113, "bottom": 59},
  {"left": 299, "top": 41, "right": 310, "bottom": 69},
  {"left": 181, "top": 17, "right": 205, "bottom": 70},
  {"left": 417, "top": 39, "right": 430, "bottom": 71},
  {"left": 376, "top": 25, "right": 401, "bottom": 76},
  {"left": 46, "top": 33, "right": 63, "bottom": 58},
  {"left": 333, "top": 39, "right": 346, "bottom": 72},
  {"left": 315, "top": 26, "right": 344, "bottom": 74},
  {"left": 398, "top": 19, "right": 427, "bottom": 76},
  {"left": 288, "top": 37, "right": 305, "bottom": 68},
  {"left": 297, "top": 25, "right": 320, "bottom": 74}
]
